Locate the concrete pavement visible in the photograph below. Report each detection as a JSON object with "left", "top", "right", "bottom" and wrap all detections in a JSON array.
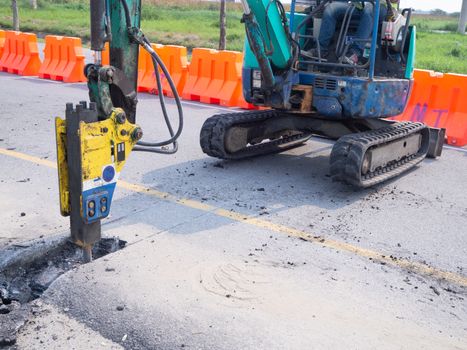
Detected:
[{"left": 0, "top": 72, "right": 466, "bottom": 349}]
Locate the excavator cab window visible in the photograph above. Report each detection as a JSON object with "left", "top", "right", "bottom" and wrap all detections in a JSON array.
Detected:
[{"left": 290, "top": 0, "right": 414, "bottom": 79}]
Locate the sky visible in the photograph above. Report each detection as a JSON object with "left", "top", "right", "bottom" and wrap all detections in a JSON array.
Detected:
[
  {"left": 399, "top": 0, "right": 461, "bottom": 13},
  {"left": 278, "top": 0, "right": 463, "bottom": 13}
]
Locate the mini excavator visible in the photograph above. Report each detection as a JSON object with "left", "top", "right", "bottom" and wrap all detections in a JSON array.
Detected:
[
  {"left": 200, "top": 0, "right": 445, "bottom": 186},
  {"left": 55, "top": 0, "right": 183, "bottom": 261}
]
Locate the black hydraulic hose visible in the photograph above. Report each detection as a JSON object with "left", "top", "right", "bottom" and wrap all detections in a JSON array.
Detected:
[
  {"left": 264, "top": 0, "right": 275, "bottom": 55},
  {"left": 119, "top": 0, "right": 132, "bottom": 28},
  {"left": 134, "top": 44, "right": 181, "bottom": 153},
  {"left": 138, "top": 38, "right": 183, "bottom": 146},
  {"left": 336, "top": 5, "right": 355, "bottom": 58},
  {"left": 133, "top": 62, "right": 179, "bottom": 153},
  {"left": 295, "top": 0, "right": 331, "bottom": 34},
  {"left": 264, "top": 0, "right": 300, "bottom": 70},
  {"left": 119, "top": 0, "right": 183, "bottom": 154}
]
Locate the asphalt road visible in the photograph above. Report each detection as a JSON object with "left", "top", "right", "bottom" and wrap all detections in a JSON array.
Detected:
[{"left": 0, "top": 72, "right": 466, "bottom": 349}]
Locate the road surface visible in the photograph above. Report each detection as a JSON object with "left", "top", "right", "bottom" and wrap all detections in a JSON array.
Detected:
[{"left": 0, "top": 72, "right": 466, "bottom": 349}]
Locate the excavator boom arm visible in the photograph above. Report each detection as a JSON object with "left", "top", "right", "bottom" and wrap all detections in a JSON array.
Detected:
[{"left": 240, "top": 0, "right": 295, "bottom": 94}]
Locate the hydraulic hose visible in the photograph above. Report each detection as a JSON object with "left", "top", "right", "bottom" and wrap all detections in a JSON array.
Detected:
[
  {"left": 119, "top": 0, "right": 183, "bottom": 154},
  {"left": 133, "top": 38, "right": 184, "bottom": 154}
]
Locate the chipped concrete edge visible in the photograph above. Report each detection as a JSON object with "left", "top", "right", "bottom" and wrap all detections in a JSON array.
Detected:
[{"left": 0, "top": 232, "right": 70, "bottom": 272}]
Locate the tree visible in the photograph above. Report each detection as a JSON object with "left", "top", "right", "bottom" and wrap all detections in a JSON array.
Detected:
[
  {"left": 430, "top": 9, "right": 447, "bottom": 16},
  {"left": 12, "top": 0, "right": 19, "bottom": 31},
  {"left": 30, "top": 0, "right": 37, "bottom": 10},
  {"left": 219, "top": 0, "right": 226, "bottom": 50},
  {"left": 459, "top": 0, "right": 467, "bottom": 34}
]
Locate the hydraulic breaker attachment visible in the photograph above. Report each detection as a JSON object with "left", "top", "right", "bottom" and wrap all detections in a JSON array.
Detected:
[
  {"left": 55, "top": 101, "right": 142, "bottom": 261},
  {"left": 53, "top": 0, "right": 182, "bottom": 261}
]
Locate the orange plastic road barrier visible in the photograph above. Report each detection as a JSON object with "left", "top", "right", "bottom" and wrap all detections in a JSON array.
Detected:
[
  {"left": 38, "top": 36, "right": 61, "bottom": 80},
  {"left": 138, "top": 44, "right": 163, "bottom": 93},
  {"left": 393, "top": 69, "right": 467, "bottom": 147},
  {"left": 93, "top": 43, "right": 166, "bottom": 94},
  {"left": 101, "top": 42, "right": 110, "bottom": 65},
  {"left": 137, "top": 44, "right": 189, "bottom": 97},
  {"left": 182, "top": 48, "right": 218, "bottom": 101},
  {"left": 0, "top": 30, "right": 5, "bottom": 60},
  {"left": 198, "top": 50, "right": 257, "bottom": 109},
  {"left": 137, "top": 45, "right": 153, "bottom": 92},
  {"left": 0, "top": 31, "right": 41, "bottom": 76},
  {"left": 90, "top": 42, "right": 109, "bottom": 65},
  {"left": 157, "top": 45, "right": 188, "bottom": 97},
  {"left": 182, "top": 48, "right": 256, "bottom": 109},
  {"left": 199, "top": 50, "right": 241, "bottom": 105},
  {"left": 38, "top": 35, "right": 86, "bottom": 82}
]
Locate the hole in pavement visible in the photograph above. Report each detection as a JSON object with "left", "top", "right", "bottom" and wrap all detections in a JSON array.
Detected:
[
  {"left": 0, "top": 237, "right": 126, "bottom": 347},
  {"left": 0, "top": 237, "right": 126, "bottom": 304}
]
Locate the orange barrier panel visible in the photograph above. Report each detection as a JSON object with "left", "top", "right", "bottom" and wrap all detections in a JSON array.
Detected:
[
  {"left": 55, "top": 37, "right": 86, "bottom": 82},
  {"left": 101, "top": 42, "right": 110, "bottom": 65},
  {"left": 198, "top": 50, "right": 256, "bottom": 109},
  {"left": 0, "top": 31, "right": 41, "bottom": 76},
  {"left": 158, "top": 45, "right": 188, "bottom": 97},
  {"left": 138, "top": 44, "right": 163, "bottom": 93},
  {"left": 181, "top": 48, "right": 255, "bottom": 109},
  {"left": 38, "top": 35, "right": 86, "bottom": 82},
  {"left": 0, "top": 30, "right": 5, "bottom": 60},
  {"left": 199, "top": 50, "right": 240, "bottom": 105},
  {"left": 137, "top": 45, "right": 152, "bottom": 92},
  {"left": 90, "top": 42, "right": 109, "bottom": 65},
  {"left": 394, "top": 69, "right": 467, "bottom": 147},
  {"left": 39, "top": 36, "right": 61, "bottom": 80},
  {"left": 182, "top": 48, "right": 218, "bottom": 101},
  {"left": 0, "top": 31, "right": 18, "bottom": 72},
  {"left": 137, "top": 44, "right": 189, "bottom": 97}
]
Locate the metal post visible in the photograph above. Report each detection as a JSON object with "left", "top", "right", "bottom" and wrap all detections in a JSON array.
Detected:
[
  {"left": 368, "top": 0, "right": 380, "bottom": 80},
  {"left": 289, "top": 0, "right": 296, "bottom": 34},
  {"left": 459, "top": 0, "right": 467, "bottom": 34}
]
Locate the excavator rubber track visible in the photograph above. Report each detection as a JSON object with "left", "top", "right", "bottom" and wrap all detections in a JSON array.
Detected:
[
  {"left": 200, "top": 110, "right": 312, "bottom": 160},
  {"left": 330, "top": 121, "right": 430, "bottom": 188}
]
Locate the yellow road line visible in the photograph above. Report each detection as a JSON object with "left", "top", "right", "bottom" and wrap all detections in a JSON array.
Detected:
[
  {"left": 1, "top": 147, "right": 467, "bottom": 288},
  {"left": 0, "top": 148, "right": 57, "bottom": 168}
]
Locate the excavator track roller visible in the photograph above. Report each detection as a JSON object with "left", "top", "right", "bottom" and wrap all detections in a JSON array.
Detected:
[
  {"left": 200, "top": 110, "right": 312, "bottom": 160},
  {"left": 330, "top": 122, "right": 431, "bottom": 188},
  {"left": 201, "top": 110, "right": 437, "bottom": 189}
]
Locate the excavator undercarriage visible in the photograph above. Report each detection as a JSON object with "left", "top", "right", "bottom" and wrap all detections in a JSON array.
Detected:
[
  {"left": 200, "top": 110, "right": 445, "bottom": 188},
  {"left": 200, "top": 0, "right": 445, "bottom": 188}
]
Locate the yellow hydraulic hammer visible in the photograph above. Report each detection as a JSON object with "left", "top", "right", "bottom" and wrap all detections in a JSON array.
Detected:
[{"left": 55, "top": 101, "right": 142, "bottom": 261}]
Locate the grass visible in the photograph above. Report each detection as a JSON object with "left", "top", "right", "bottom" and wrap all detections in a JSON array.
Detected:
[
  {"left": 0, "top": 0, "right": 466, "bottom": 73},
  {"left": 410, "top": 15, "right": 460, "bottom": 32},
  {"left": 416, "top": 31, "right": 467, "bottom": 74},
  {"left": 0, "top": 0, "right": 246, "bottom": 50}
]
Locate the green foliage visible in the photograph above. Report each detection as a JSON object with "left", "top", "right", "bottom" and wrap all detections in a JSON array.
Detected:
[
  {"left": 410, "top": 14, "right": 467, "bottom": 73},
  {"left": 411, "top": 15, "right": 459, "bottom": 32},
  {"left": 430, "top": 9, "right": 447, "bottom": 16},
  {"left": 415, "top": 32, "right": 467, "bottom": 73}
]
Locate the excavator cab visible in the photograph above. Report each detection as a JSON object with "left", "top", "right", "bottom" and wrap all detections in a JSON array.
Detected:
[
  {"left": 243, "top": 0, "right": 416, "bottom": 117},
  {"left": 200, "top": 0, "right": 445, "bottom": 188}
]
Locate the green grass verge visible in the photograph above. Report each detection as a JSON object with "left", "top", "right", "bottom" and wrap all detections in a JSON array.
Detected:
[
  {"left": 416, "top": 31, "right": 467, "bottom": 74},
  {"left": 0, "top": 0, "right": 246, "bottom": 50},
  {"left": 0, "top": 0, "right": 466, "bottom": 74}
]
